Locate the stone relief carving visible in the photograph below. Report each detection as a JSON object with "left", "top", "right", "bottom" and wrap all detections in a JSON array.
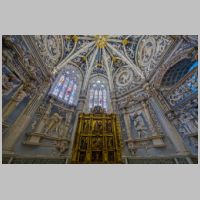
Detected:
[
  {"left": 116, "top": 68, "right": 133, "bottom": 86},
  {"left": 33, "top": 35, "right": 63, "bottom": 68},
  {"left": 137, "top": 37, "right": 156, "bottom": 66},
  {"left": 44, "top": 112, "right": 63, "bottom": 136},
  {"left": 136, "top": 36, "right": 173, "bottom": 77},
  {"left": 114, "top": 67, "right": 142, "bottom": 96},
  {"left": 132, "top": 112, "right": 148, "bottom": 138}
]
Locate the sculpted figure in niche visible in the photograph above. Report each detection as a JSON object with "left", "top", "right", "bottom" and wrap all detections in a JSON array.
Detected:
[
  {"left": 93, "top": 121, "right": 103, "bottom": 134},
  {"left": 92, "top": 137, "right": 102, "bottom": 149},
  {"left": 44, "top": 113, "right": 63, "bottom": 135},
  {"left": 107, "top": 137, "right": 114, "bottom": 148},
  {"left": 80, "top": 137, "right": 88, "bottom": 149},
  {"left": 133, "top": 113, "right": 148, "bottom": 138},
  {"left": 83, "top": 120, "right": 90, "bottom": 133},
  {"left": 106, "top": 120, "right": 112, "bottom": 133}
]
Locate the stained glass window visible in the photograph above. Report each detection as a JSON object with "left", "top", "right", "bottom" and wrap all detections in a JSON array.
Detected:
[
  {"left": 49, "top": 68, "right": 80, "bottom": 105},
  {"left": 89, "top": 80, "right": 108, "bottom": 111},
  {"left": 161, "top": 59, "right": 198, "bottom": 87}
]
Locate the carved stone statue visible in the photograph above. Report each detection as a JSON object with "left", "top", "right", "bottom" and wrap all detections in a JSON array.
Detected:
[
  {"left": 83, "top": 120, "right": 90, "bottom": 133},
  {"left": 133, "top": 113, "right": 148, "bottom": 138},
  {"left": 44, "top": 113, "right": 63, "bottom": 135}
]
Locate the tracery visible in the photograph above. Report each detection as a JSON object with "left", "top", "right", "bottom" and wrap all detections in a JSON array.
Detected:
[
  {"left": 88, "top": 79, "right": 108, "bottom": 111},
  {"left": 49, "top": 65, "right": 82, "bottom": 105}
]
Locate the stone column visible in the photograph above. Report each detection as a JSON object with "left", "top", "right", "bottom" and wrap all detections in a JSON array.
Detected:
[
  {"left": 144, "top": 83, "right": 188, "bottom": 155},
  {"left": 141, "top": 100, "right": 165, "bottom": 147},
  {"left": 2, "top": 83, "right": 50, "bottom": 153}
]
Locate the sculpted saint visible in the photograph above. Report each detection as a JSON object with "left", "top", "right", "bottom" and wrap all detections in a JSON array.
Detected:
[
  {"left": 45, "top": 113, "right": 62, "bottom": 135},
  {"left": 133, "top": 113, "right": 148, "bottom": 138}
]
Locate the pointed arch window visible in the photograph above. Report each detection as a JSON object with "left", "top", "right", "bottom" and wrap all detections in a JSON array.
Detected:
[
  {"left": 89, "top": 80, "right": 108, "bottom": 111},
  {"left": 49, "top": 68, "right": 81, "bottom": 105}
]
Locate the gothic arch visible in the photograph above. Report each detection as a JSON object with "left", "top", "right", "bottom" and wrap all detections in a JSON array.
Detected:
[
  {"left": 49, "top": 64, "right": 83, "bottom": 106},
  {"left": 85, "top": 75, "right": 112, "bottom": 112},
  {"left": 153, "top": 48, "right": 195, "bottom": 89}
]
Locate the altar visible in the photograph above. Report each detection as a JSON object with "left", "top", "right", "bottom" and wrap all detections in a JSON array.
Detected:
[{"left": 71, "top": 106, "right": 122, "bottom": 164}]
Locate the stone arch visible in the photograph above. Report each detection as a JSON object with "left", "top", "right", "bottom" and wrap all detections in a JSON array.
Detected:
[
  {"left": 153, "top": 48, "right": 194, "bottom": 89},
  {"left": 84, "top": 74, "right": 112, "bottom": 113}
]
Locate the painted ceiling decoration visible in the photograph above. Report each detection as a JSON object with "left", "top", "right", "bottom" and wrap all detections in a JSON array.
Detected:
[{"left": 12, "top": 35, "right": 182, "bottom": 96}]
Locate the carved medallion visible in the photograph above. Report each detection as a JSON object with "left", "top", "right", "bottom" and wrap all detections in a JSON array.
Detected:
[
  {"left": 136, "top": 36, "right": 156, "bottom": 67},
  {"left": 115, "top": 68, "right": 133, "bottom": 87}
]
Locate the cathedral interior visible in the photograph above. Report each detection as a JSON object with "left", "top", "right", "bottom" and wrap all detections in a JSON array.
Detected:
[{"left": 2, "top": 35, "right": 198, "bottom": 164}]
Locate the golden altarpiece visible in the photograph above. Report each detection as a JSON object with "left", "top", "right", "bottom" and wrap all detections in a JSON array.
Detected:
[{"left": 71, "top": 106, "right": 122, "bottom": 164}]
